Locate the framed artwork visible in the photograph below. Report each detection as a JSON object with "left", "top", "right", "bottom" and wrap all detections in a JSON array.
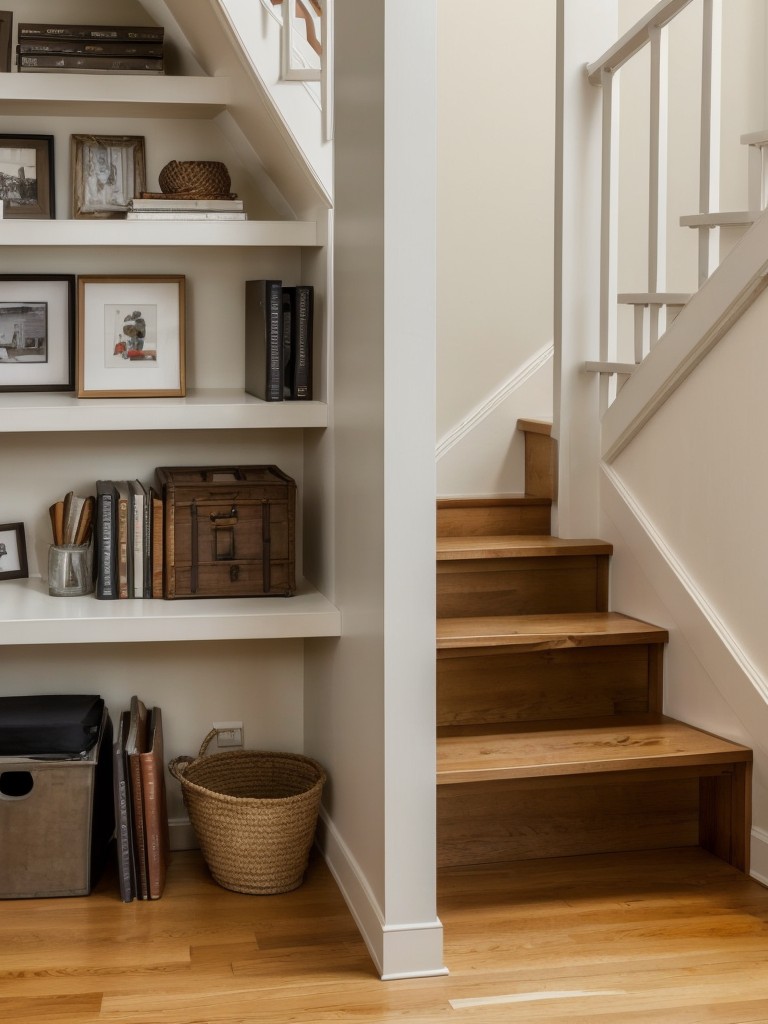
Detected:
[
  {"left": 0, "top": 523, "right": 29, "bottom": 581},
  {"left": 71, "top": 134, "right": 146, "bottom": 219},
  {"left": 0, "top": 12, "right": 11, "bottom": 73},
  {"left": 77, "top": 275, "right": 186, "bottom": 398},
  {"left": 0, "top": 134, "right": 55, "bottom": 219},
  {"left": 0, "top": 275, "right": 75, "bottom": 392}
]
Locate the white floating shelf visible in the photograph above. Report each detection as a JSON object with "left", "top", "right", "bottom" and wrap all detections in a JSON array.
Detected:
[
  {"left": 0, "top": 390, "right": 328, "bottom": 432},
  {"left": 0, "top": 578, "right": 341, "bottom": 646},
  {"left": 0, "top": 73, "right": 231, "bottom": 118},
  {"left": 0, "top": 220, "right": 317, "bottom": 247}
]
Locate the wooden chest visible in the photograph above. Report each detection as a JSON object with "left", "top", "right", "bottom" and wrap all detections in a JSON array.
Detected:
[{"left": 156, "top": 465, "right": 296, "bottom": 599}]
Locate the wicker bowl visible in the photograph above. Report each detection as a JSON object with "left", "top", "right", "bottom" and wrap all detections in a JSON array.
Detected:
[
  {"left": 169, "top": 731, "right": 326, "bottom": 895},
  {"left": 158, "top": 160, "right": 234, "bottom": 199}
]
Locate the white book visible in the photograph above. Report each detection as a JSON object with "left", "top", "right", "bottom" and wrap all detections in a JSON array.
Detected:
[
  {"left": 130, "top": 198, "right": 244, "bottom": 211},
  {"left": 129, "top": 480, "right": 146, "bottom": 599},
  {"left": 125, "top": 211, "right": 248, "bottom": 221}
]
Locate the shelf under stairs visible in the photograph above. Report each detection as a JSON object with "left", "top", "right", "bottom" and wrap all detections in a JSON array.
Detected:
[{"left": 435, "top": 420, "right": 752, "bottom": 874}]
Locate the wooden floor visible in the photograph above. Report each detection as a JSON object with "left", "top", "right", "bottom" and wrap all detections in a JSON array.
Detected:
[{"left": 4, "top": 848, "right": 768, "bottom": 1023}]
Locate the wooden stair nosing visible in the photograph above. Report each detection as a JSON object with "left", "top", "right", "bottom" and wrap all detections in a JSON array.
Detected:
[
  {"left": 437, "top": 535, "right": 613, "bottom": 561},
  {"left": 437, "top": 495, "right": 551, "bottom": 510},
  {"left": 436, "top": 611, "right": 669, "bottom": 654},
  {"left": 436, "top": 715, "right": 752, "bottom": 786},
  {"left": 517, "top": 418, "right": 552, "bottom": 436}
]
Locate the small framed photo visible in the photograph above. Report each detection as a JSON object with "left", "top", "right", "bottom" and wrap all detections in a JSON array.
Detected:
[
  {"left": 0, "top": 13, "right": 12, "bottom": 73},
  {"left": 0, "top": 523, "right": 28, "bottom": 581},
  {"left": 77, "top": 275, "right": 186, "bottom": 398},
  {"left": 0, "top": 275, "right": 75, "bottom": 392},
  {"left": 0, "top": 134, "right": 55, "bottom": 219},
  {"left": 71, "top": 134, "right": 146, "bottom": 219}
]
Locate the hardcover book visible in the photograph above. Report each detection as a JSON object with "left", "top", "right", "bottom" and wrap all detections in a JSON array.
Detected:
[
  {"left": 125, "top": 696, "right": 149, "bottom": 900},
  {"left": 18, "top": 23, "right": 165, "bottom": 42},
  {"left": 245, "top": 279, "right": 284, "bottom": 402},
  {"left": 139, "top": 707, "right": 171, "bottom": 899},
  {"left": 95, "top": 480, "right": 117, "bottom": 600},
  {"left": 112, "top": 710, "right": 137, "bottom": 902},
  {"left": 283, "top": 285, "right": 314, "bottom": 400},
  {"left": 18, "top": 54, "right": 164, "bottom": 73}
]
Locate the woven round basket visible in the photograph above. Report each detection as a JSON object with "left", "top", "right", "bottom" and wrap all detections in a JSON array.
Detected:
[
  {"left": 169, "top": 731, "right": 326, "bottom": 895},
  {"left": 158, "top": 160, "right": 234, "bottom": 199}
]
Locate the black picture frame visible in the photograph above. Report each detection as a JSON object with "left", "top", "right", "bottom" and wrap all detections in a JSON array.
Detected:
[
  {"left": 0, "top": 12, "right": 11, "bottom": 73},
  {"left": 0, "top": 523, "right": 29, "bottom": 581},
  {"left": 0, "top": 133, "right": 55, "bottom": 219},
  {"left": 0, "top": 275, "right": 75, "bottom": 392}
]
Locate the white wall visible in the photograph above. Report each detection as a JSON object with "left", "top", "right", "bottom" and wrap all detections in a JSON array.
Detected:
[{"left": 436, "top": 0, "right": 555, "bottom": 496}]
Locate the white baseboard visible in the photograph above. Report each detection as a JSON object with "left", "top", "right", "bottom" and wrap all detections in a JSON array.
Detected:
[
  {"left": 316, "top": 811, "right": 447, "bottom": 980},
  {"left": 750, "top": 828, "right": 768, "bottom": 887},
  {"left": 169, "top": 817, "right": 197, "bottom": 851}
]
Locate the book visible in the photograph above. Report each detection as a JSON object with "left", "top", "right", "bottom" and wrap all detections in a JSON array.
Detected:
[
  {"left": 150, "top": 488, "right": 164, "bottom": 600},
  {"left": 283, "top": 285, "right": 314, "bottom": 400},
  {"left": 17, "top": 40, "right": 164, "bottom": 57},
  {"left": 245, "top": 279, "right": 283, "bottom": 402},
  {"left": 139, "top": 707, "right": 171, "bottom": 899},
  {"left": 125, "top": 696, "right": 149, "bottom": 900},
  {"left": 112, "top": 710, "right": 136, "bottom": 902},
  {"left": 95, "top": 481, "right": 117, "bottom": 600},
  {"left": 18, "top": 23, "right": 164, "bottom": 42},
  {"left": 114, "top": 481, "right": 131, "bottom": 600},
  {"left": 131, "top": 198, "right": 244, "bottom": 211},
  {"left": 281, "top": 288, "right": 294, "bottom": 399},
  {"left": 18, "top": 54, "right": 164, "bottom": 73},
  {"left": 129, "top": 480, "right": 146, "bottom": 599},
  {"left": 125, "top": 211, "right": 247, "bottom": 221}
]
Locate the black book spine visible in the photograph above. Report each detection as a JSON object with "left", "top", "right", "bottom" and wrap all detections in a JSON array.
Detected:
[
  {"left": 18, "top": 24, "right": 165, "bottom": 42},
  {"left": 18, "top": 54, "right": 164, "bottom": 72},
  {"left": 292, "top": 285, "right": 314, "bottom": 400},
  {"left": 281, "top": 287, "right": 294, "bottom": 400},
  {"left": 95, "top": 481, "right": 117, "bottom": 600},
  {"left": 245, "top": 280, "right": 284, "bottom": 402},
  {"left": 17, "top": 40, "right": 164, "bottom": 57}
]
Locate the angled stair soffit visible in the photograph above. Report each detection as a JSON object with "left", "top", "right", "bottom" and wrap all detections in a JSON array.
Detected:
[{"left": 601, "top": 207, "right": 768, "bottom": 463}]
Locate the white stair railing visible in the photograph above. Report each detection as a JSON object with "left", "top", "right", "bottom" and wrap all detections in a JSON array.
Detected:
[{"left": 584, "top": 0, "right": 724, "bottom": 411}]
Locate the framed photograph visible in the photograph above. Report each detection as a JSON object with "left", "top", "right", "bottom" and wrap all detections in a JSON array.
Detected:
[
  {"left": 77, "top": 275, "right": 186, "bottom": 398},
  {"left": 0, "top": 134, "right": 55, "bottom": 219},
  {"left": 0, "top": 523, "right": 28, "bottom": 581},
  {"left": 0, "top": 275, "right": 75, "bottom": 392},
  {"left": 0, "top": 12, "right": 11, "bottom": 73},
  {"left": 71, "top": 134, "right": 146, "bottom": 219}
]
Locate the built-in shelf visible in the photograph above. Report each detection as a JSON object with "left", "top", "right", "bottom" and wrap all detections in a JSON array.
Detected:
[
  {"left": 0, "top": 73, "right": 231, "bottom": 118},
  {"left": 0, "top": 220, "right": 318, "bottom": 247},
  {"left": 0, "top": 577, "right": 341, "bottom": 646},
  {"left": 0, "top": 390, "right": 328, "bottom": 432}
]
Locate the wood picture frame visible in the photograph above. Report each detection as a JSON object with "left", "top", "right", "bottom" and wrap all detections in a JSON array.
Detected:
[
  {"left": 0, "top": 134, "right": 55, "bottom": 219},
  {"left": 0, "top": 523, "right": 29, "bottom": 581},
  {"left": 0, "top": 275, "right": 75, "bottom": 392},
  {"left": 71, "top": 134, "right": 146, "bottom": 219},
  {"left": 0, "top": 12, "right": 12, "bottom": 73},
  {"left": 77, "top": 275, "right": 186, "bottom": 398}
]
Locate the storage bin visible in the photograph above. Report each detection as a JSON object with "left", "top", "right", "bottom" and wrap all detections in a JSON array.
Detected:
[{"left": 0, "top": 706, "right": 113, "bottom": 898}]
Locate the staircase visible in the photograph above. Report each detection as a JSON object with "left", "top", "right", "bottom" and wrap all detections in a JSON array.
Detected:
[{"left": 436, "top": 420, "right": 752, "bottom": 872}]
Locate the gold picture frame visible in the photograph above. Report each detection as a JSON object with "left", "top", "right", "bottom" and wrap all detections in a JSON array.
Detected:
[{"left": 77, "top": 275, "right": 186, "bottom": 398}]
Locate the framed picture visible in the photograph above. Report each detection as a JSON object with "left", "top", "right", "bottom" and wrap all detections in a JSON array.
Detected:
[
  {"left": 0, "top": 134, "right": 55, "bottom": 219},
  {"left": 0, "top": 12, "right": 11, "bottom": 73},
  {"left": 71, "top": 134, "right": 146, "bottom": 219},
  {"left": 0, "top": 523, "right": 28, "bottom": 581},
  {"left": 77, "top": 275, "right": 186, "bottom": 398},
  {"left": 0, "top": 275, "right": 75, "bottom": 392}
]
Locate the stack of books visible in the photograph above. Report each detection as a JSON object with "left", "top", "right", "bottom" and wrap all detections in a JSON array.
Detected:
[
  {"left": 16, "top": 23, "right": 165, "bottom": 75},
  {"left": 245, "top": 280, "right": 315, "bottom": 402},
  {"left": 126, "top": 197, "right": 247, "bottom": 221},
  {"left": 95, "top": 480, "right": 164, "bottom": 601},
  {"left": 113, "top": 696, "right": 170, "bottom": 902}
]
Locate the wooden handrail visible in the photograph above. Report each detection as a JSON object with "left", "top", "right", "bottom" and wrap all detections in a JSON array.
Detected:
[
  {"left": 586, "top": 0, "right": 694, "bottom": 84},
  {"left": 270, "top": 0, "right": 322, "bottom": 56}
]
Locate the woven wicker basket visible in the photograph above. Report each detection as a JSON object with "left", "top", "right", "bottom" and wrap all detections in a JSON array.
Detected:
[
  {"left": 169, "top": 731, "right": 326, "bottom": 895},
  {"left": 158, "top": 160, "right": 234, "bottom": 199}
]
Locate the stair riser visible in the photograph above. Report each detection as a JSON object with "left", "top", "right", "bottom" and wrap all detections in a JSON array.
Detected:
[
  {"left": 436, "top": 555, "right": 610, "bottom": 619},
  {"left": 437, "top": 764, "right": 748, "bottom": 869},
  {"left": 437, "top": 503, "right": 551, "bottom": 538},
  {"left": 524, "top": 431, "right": 557, "bottom": 499},
  {"left": 437, "top": 644, "right": 663, "bottom": 728}
]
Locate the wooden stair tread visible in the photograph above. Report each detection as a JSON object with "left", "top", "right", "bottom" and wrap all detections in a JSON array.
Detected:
[
  {"left": 437, "top": 611, "right": 669, "bottom": 652},
  {"left": 436, "top": 715, "right": 752, "bottom": 785},
  {"left": 436, "top": 495, "right": 551, "bottom": 509},
  {"left": 437, "top": 534, "right": 613, "bottom": 561}
]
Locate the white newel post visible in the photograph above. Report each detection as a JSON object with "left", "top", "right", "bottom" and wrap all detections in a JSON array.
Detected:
[{"left": 554, "top": 0, "right": 618, "bottom": 538}]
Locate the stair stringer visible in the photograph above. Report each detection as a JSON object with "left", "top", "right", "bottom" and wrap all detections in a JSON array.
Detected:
[{"left": 600, "top": 465, "right": 768, "bottom": 885}]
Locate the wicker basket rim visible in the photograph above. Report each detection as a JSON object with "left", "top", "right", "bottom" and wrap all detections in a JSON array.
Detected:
[{"left": 169, "top": 748, "right": 326, "bottom": 806}]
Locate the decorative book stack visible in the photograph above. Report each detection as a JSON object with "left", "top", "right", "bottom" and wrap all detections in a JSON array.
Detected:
[
  {"left": 16, "top": 23, "right": 165, "bottom": 74},
  {"left": 245, "top": 280, "right": 315, "bottom": 402},
  {"left": 126, "top": 197, "right": 247, "bottom": 221}
]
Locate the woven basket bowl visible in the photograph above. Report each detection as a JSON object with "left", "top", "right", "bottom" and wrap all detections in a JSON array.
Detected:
[
  {"left": 169, "top": 745, "right": 326, "bottom": 895},
  {"left": 158, "top": 160, "right": 232, "bottom": 198}
]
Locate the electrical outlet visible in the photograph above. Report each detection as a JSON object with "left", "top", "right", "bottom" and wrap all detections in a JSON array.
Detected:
[{"left": 213, "top": 721, "right": 244, "bottom": 748}]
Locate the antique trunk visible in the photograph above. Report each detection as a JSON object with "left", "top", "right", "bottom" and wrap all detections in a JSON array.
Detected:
[{"left": 156, "top": 465, "right": 296, "bottom": 599}]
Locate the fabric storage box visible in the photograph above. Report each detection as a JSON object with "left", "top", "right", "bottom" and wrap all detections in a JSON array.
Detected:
[
  {"left": 0, "top": 699, "right": 114, "bottom": 898},
  {"left": 156, "top": 465, "right": 296, "bottom": 599}
]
